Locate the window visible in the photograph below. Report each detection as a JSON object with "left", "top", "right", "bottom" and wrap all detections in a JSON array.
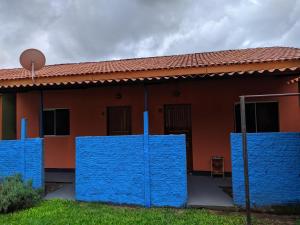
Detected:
[
  {"left": 235, "top": 102, "right": 279, "bottom": 132},
  {"left": 43, "top": 109, "right": 70, "bottom": 135},
  {"left": 107, "top": 106, "right": 131, "bottom": 135},
  {"left": 2, "top": 93, "right": 16, "bottom": 140}
]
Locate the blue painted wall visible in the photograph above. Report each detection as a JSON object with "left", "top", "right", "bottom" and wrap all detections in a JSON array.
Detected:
[
  {"left": 231, "top": 132, "right": 300, "bottom": 207},
  {"left": 0, "top": 138, "right": 44, "bottom": 188},
  {"left": 143, "top": 111, "right": 150, "bottom": 207},
  {"left": 149, "top": 135, "right": 187, "bottom": 207},
  {"left": 76, "top": 134, "right": 187, "bottom": 207}
]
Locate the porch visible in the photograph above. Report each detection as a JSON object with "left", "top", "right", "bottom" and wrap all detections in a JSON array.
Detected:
[
  {"left": 43, "top": 171, "right": 233, "bottom": 208},
  {"left": 187, "top": 175, "right": 233, "bottom": 208},
  {"left": 10, "top": 75, "right": 300, "bottom": 208},
  {"left": 44, "top": 170, "right": 75, "bottom": 200}
]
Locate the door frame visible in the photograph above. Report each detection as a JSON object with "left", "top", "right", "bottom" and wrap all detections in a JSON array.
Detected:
[{"left": 163, "top": 104, "right": 193, "bottom": 172}]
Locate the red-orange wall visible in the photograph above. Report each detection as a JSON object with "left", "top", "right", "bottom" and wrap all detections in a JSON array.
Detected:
[
  {"left": 16, "top": 76, "right": 300, "bottom": 171},
  {"left": 0, "top": 95, "right": 2, "bottom": 139}
]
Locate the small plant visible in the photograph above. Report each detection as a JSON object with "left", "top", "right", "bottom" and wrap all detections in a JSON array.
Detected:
[{"left": 0, "top": 174, "right": 42, "bottom": 213}]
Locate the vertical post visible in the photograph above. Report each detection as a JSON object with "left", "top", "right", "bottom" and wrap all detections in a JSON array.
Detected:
[
  {"left": 21, "top": 118, "right": 27, "bottom": 140},
  {"left": 240, "top": 96, "right": 251, "bottom": 225},
  {"left": 143, "top": 85, "right": 151, "bottom": 207},
  {"left": 144, "top": 85, "right": 148, "bottom": 112},
  {"left": 39, "top": 90, "right": 44, "bottom": 138}
]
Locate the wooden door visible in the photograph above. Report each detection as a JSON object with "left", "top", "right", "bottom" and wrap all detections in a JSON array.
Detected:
[
  {"left": 107, "top": 106, "right": 131, "bottom": 135},
  {"left": 164, "top": 104, "right": 193, "bottom": 172}
]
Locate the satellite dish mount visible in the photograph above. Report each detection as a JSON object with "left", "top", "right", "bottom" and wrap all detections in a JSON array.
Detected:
[{"left": 19, "top": 49, "right": 46, "bottom": 82}]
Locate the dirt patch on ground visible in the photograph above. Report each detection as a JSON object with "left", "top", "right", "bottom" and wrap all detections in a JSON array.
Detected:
[
  {"left": 210, "top": 210, "right": 300, "bottom": 225},
  {"left": 253, "top": 213, "right": 299, "bottom": 225}
]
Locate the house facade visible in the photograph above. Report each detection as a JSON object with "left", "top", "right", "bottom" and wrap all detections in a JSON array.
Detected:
[{"left": 0, "top": 47, "right": 299, "bottom": 176}]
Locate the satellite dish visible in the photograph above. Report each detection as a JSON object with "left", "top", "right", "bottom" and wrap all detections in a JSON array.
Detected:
[{"left": 19, "top": 48, "right": 46, "bottom": 82}]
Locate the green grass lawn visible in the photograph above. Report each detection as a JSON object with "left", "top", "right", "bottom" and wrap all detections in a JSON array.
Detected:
[{"left": 0, "top": 199, "right": 298, "bottom": 225}]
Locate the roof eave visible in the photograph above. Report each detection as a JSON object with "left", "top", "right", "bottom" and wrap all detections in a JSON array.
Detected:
[{"left": 0, "top": 60, "right": 299, "bottom": 89}]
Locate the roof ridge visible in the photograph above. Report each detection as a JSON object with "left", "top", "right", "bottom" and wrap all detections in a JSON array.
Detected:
[{"left": 1, "top": 46, "right": 298, "bottom": 71}]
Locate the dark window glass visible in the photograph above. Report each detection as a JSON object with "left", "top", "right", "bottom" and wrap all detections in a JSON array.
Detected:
[
  {"left": 43, "top": 109, "right": 69, "bottom": 135},
  {"left": 2, "top": 93, "right": 16, "bottom": 140},
  {"left": 235, "top": 103, "right": 256, "bottom": 133},
  {"left": 107, "top": 106, "right": 131, "bottom": 135},
  {"left": 256, "top": 102, "right": 279, "bottom": 132},
  {"left": 235, "top": 102, "right": 279, "bottom": 133},
  {"left": 43, "top": 110, "right": 55, "bottom": 135},
  {"left": 56, "top": 109, "right": 70, "bottom": 135}
]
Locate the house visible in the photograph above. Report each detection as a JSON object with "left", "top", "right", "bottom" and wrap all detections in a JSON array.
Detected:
[{"left": 0, "top": 46, "right": 299, "bottom": 207}]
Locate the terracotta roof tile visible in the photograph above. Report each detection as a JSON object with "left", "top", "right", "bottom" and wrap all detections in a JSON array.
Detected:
[{"left": 0, "top": 47, "right": 300, "bottom": 82}]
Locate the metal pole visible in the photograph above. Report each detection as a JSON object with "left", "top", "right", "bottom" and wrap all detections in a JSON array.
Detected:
[
  {"left": 31, "top": 62, "right": 35, "bottom": 82},
  {"left": 240, "top": 96, "right": 251, "bottom": 225},
  {"left": 243, "top": 93, "right": 300, "bottom": 98},
  {"left": 39, "top": 90, "right": 44, "bottom": 138}
]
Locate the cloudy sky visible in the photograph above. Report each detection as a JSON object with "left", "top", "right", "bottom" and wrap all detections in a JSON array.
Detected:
[{"left": 0, "top": 0, "right": 299, "bottom": 68}]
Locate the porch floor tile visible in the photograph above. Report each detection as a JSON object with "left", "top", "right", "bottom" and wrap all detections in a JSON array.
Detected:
[
  {"left": 187, "top": 175, "right": 234, "bottom": 208},
  {"left": 44, "top": 183, "right": 75, "bottom": 200}
]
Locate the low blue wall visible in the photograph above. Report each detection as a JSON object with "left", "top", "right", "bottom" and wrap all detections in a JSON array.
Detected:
[
  {"left": 148, "top": 135, "right": 187, "bottom": 207},
  {"left": 76, "top": 134, "right": 187, "bottom": 207},
  {"left": 0, "top": 138, "right": 44, "bottom": 188},
  {"left": 231, "top": 133, "right": 300, "bottom": 208}
]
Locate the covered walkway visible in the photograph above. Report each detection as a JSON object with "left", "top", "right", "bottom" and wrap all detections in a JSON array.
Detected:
[
  {"left": 44, "top": 171, "right": 75, "bottom": 200},
  {"left": 187, "top": 175, "right": 234, "bottom": 208},
  {"left": 43, "top": 173, "right": 234, "bottom": 207}
]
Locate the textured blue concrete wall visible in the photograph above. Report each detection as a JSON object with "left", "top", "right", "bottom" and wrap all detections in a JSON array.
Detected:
[
  {"left": 76, "top": 135, "right": 145, "bottom": 205},
  {"left": 149, "top": 135, "right": 187, "bottom": 207},
  {"left": 0, "top": 138, "right": 44, "bottom": 188},
  {"left": 76, "top": 134, "right": 187, "bottom": 207},
  {"left": 231, "top": 133, "right": 300, "bottom": 208},
  {"left": 143, "top": 111, "right": 151, "bottom": 207}
]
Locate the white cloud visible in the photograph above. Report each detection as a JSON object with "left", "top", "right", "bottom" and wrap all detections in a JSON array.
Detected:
[{"left": 0, "top": 0, "right": 299, "bottom": 68}]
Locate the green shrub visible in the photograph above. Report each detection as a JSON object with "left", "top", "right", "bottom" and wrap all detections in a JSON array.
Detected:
[{"left": 0, "top": 174, "right": 42, "bottom": 213}]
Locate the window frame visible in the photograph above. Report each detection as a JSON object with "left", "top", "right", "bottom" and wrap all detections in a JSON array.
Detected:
[
  {"left": 233, "top": 101, "right": 280, "bottom": 133},
  {"left": 43, "top": 108, "right": 70, "bottom": 136},
  {"left": 106, "top": 105, "right": 132, "bottom": 136}
]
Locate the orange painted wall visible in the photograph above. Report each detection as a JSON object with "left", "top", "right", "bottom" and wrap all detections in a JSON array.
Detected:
[
  {"left": 16, "top": 91, "right": 40, "bottom": 138},
  {"left": 17, "top": 86, "right": 144, "bottom": 169},
  {"left": 148, "top": 76, "right": 300, "bottom": 172},
  {"left": 16, "top": 76, "right": 300, "bottom": 171},
  {"left": 0, "top": 95, "right": 2, "bottom": 139}
]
